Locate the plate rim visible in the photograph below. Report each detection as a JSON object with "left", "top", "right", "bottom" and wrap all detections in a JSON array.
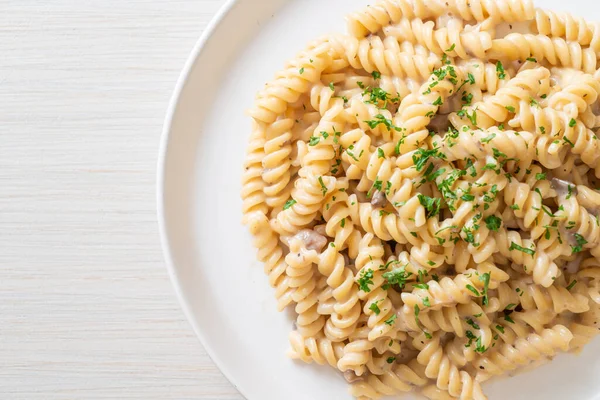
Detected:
[{"left": 156, "top": 0, "right": 245, "bottom": 397}]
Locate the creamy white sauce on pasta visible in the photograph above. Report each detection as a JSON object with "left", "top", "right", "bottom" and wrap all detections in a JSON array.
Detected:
[{"left": 242, "top": 0, "right": 600, "bottom": 398}]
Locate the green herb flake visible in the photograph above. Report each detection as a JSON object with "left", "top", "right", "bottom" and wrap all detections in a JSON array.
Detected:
[
  {"left": 357, "top": 269, "right": 374, "bottom": 292},
  {"left": 283, "top": 199, "right": 297, "bottom": 210},
  {"left": 466, "top": 318, "right": 480, "bottom": 330},
  {"left": 382, "top": 266, "right": 412, "bottom": 289},
  {"left": 481, "top": 133, "right": 496, "bottom": 144},
  {"left": 369, "top": 301, "right": 381, "bottom": 315},
  {"left": 509, "top": 241, "right": 535, "bottom": 256},
  {"left": 418, "top": 193, "right": 442, "bottom": 219},
  {"left": 385, "top": 314, "right": 397, "bottom": 326},
  {"left": 466, "top": 284, "right": 481, "bottom": 297},
  {"left": 479, "top": 272, "right": 491, "bottom": 306},
  {"left": 496, "top": 61, "right": 506, "bottom": 79},
  {"left": 571, "top": 233, "right": 588, "bottom": 253},
  {"left": 484, "top": 215, "right": 502, "bottom": 232}
]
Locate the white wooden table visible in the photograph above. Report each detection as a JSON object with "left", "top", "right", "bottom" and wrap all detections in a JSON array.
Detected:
[{"left": 0, "top": 1, "right": 243, "bottom": 398}]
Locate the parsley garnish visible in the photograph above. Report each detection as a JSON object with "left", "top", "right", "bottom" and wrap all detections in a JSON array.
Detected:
[
  {"left": 480, "top": 272, "right": 491, "bottom": 305},
  {"left": 571, "top": 233, "right": 588, "bottom": 253},
  {"left": 318, "top": 176, "right": 327, "bottom": 196},
  {"left": 417, "top": 194, "right": 442, "bottom": 218},
  {"left": 412, "top": 148, "right": 444, "bottom": 171},
  {"left": 414, "top": 305, "right": 432, "bottom": 339},
  {"left": 505, "top": 105, "right": 515, "bottom": 113},
  {"left": 283, "top": 199, "right": 297, "bottom": 210},
  {"left": 382, "top": 266, "right": 411, "bottom": 289},
  {"left": 365, "top": 114, "right": 402, "bottom": 131},
  {"left": 466, "top": 318, "right": 480, "bottom": 330},
  {"left": 385, "top": 314, "right": 397, "bottom": 326},
  {"left": 509, "top": 241, "right": 535, "bottom": 256},
  {"left": 496, "top": 61, "right": 506, "bottom": 79},
  {"left": 484, "top": 215, "right": 501, "bottom": 232},
  {"left": 371, "top": 71, "right": 381, "bottom": 80},
  {"left": 369, "top": 301, "right": 381, "bottom": 315},
  {"left": 357, "top": 269, "right": 374, "bottom": 292},
  {"left": 569, "top": 118, "right": 577, "bottom": 127},
  {"left": 481, "top": 133, "right": 496, "bottom": 144},
  {"left": 466, "top": 284, "right": 481, "bottom": 296}
]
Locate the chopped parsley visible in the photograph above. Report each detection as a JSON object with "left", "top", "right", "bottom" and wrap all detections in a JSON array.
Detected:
[
  {"left": 509, "top": 241, "right": 535, "bottom": 256},
  {"left": 480, "top": 272, "right": 491, "bottom": 306},
  {"left": 496, "top": 61, "right": 506, "bottom": 79},
  {"left": 412, "top": 148, "right": 444, "bottom": 171},
  {"left": 569, "top": 118, "right": 577, "bottom": 127},
  {"left": 365, "top": 114, "right": 403, "bottom": 131},
  {"left": 484, "top": 215, "right": 502, "bottom": 232},
  {"left": 385, "top": 314, "right": 397, "bottom": 326},
  {"left": 414, "top": 304, "right": 432, "bottom": 339},
  {"left": 371, "top": 71, "right": 381, "bottom": 80},
  {"left": 466, "top": 284, "right": 481, "bottom": 296},
  {"left": 466, "top": 318, "right": 480, "bottom": 330},
  {"left": 382, "top": 266, "right": 412, "bottom": 289},
  {"left": 308, "top": 136, "right": 321, "bottom": 146},
  {"left": 357, "top": 269, "right": 374, "bottom": 292},
  {"left": 481, "top": 133, "right": 496, "bottom": 144},
  {"left": 369, "top": 300, "right": 381, "bottom": 315},
  {"left": 417, "top": 194, "right": 442, "bottom": 219},
  {"left": 572, "top": 233, "right": 588, "bottom": 253},
  {"left": 283, "top": 199, "right": 297, "bottom": 210},
  {"left": 318, "top": 176, "right": 327, "bottom": 196}
]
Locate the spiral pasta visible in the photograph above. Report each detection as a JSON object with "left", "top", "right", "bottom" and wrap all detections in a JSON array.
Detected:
[{"left": 242, "top": 1, "right": 600, "bottom": 399}]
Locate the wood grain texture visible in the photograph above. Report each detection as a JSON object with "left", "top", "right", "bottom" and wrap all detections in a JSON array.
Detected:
[{"left": 0, "top": 1, "right": 243, "bottom": 398}]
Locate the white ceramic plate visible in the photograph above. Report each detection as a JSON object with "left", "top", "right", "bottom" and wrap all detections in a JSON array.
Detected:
[{"left": 158, "top": 0, "right": 600, "bottom": 399}]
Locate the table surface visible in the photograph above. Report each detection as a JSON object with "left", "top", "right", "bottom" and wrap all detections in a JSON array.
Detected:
[{"left": 0, "top": 0, "right": 243, "bottom": 398}]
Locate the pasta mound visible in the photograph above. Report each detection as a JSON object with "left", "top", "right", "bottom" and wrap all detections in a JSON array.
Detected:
[{"left": 241, "top": 0, "right": 600, "bottom": 398}]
